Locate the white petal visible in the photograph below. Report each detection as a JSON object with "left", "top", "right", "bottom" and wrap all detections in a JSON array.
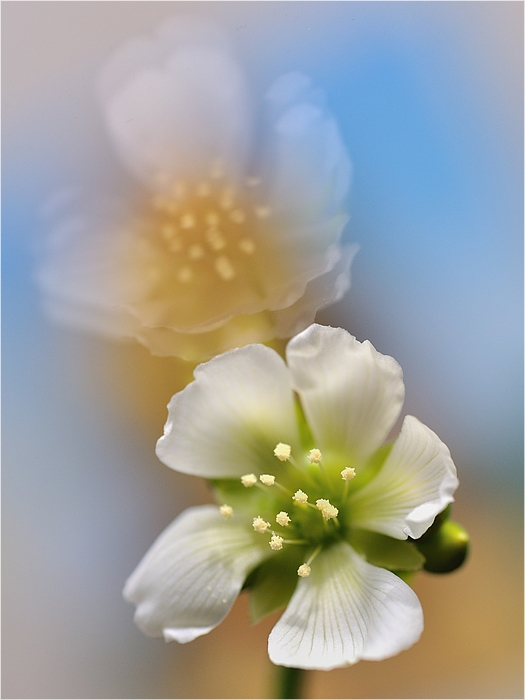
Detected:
[
  {"left": 123, "top": 505, "right": 267, "bottom": 642},
  {"left": 156, "top": 344, "right": 301, "bottom": 478},
  {"left": 265, "top": 73, "right": 351, "bottom": 223},
  {"left": 268, "top": 542, "right": 423, "bottom": 670},
  {"left": 105, "top": 42, "right": 250, "bottom": 189},
  {"left": 286, "top": 325, "right": 405, "bottom": 465},
  {"left": 272, "top": 244, "right": 359, "bottom": 339},
  {"left": 349, "top": 416, "right": 459, "bottom": 539}
]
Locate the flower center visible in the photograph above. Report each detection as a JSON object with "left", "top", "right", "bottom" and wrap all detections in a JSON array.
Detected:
[
  {"left": 220, "top": 443, "right": 357, "bottom": 577},
  {"left": 144, "top": 165, "right": 272, "bottom": 286}
]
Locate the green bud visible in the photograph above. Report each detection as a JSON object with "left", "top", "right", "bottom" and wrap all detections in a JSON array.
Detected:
[{"left": 416, "top": 519, "right": 470, "bottom": 573}]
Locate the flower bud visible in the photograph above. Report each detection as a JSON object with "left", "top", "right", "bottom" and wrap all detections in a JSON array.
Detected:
[{"left": 416, "top": 519, "right": 470, "bottom": 573}]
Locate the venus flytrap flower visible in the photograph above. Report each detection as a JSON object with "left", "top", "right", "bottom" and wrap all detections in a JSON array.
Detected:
[
  {"left": 37, "top": 19, "right": 358, "bottom": 362},
  {"left": 124, "top": 323, "right": 461, "bottom": 670}
]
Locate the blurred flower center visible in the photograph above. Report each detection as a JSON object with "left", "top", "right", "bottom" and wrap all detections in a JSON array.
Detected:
[{"left": 139, "top": 167, "right": 272, "bottom": 287}]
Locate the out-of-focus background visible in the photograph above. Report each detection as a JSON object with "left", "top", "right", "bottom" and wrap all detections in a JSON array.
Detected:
[{"left": 2, "top": 2, "right": 523, "bottom": 698}]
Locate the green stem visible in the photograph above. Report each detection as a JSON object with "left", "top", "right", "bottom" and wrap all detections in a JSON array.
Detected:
[{"left": 275, "top": 665, "right": 307, "bottom": 699}]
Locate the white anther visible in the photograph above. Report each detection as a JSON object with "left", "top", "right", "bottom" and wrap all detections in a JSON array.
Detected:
[
  {"left": 316, "top": 499, "right": 339, "bottom": 521},
  {"left": 276, "top": 512, "right": 291, "bottom": 527},
  {"left": 215, "top": 255, "right": 235, "bottom": 281},
  {"left": 259, "top": 474, "right": 275, "bottom": 486},
  {"left": 341, "top": 467, "right": 356, "bottom": 481},
  {"left": 177, "top": 266, "right": 193, "bottom": 284},
  {"left": 220, "top": 504, "right": 233, "bottom": 519},
  {"left": 196, "top": 182, "right": 211, "bottom": 197},
  {"left": 253, "top": 516, "right": 271, "bottom": 534},
  {"left": 269, "top": 534, "right": 284, "bottom": 551},
  {"left": 205, "top": 211, "right": 220, "bottom": 227},
  {"left": 297, "top": 564, "right": 311, "bottom": 577},
  {"left": 230, "top": 208, "right": 246, "bottom": 224},
  {"left": 206, "top": 229, "right": 226, "bottom": 251},
  {"left": 254, "top": 205, "right": 271, "bottom": 218},
  {"left": 293, "top": 490, "right": 309, "bottom": 505},
  {"left": 180, "top": 213, "right": 195, "bottom": 229},
  {"left": 308, "top": 449, "right": 323, "bottom": 464},
  {"left": 188, "top": 244, "right": 204, "bottom": 260},
  {"left": 274, "top": 443, "right": 291, "bottom": 461},
  {"left": 238, "top": 238, "right": 256, "bottom": 254},
  {"left": 241, "top": 473, "right": 257, "bottom": 488}
]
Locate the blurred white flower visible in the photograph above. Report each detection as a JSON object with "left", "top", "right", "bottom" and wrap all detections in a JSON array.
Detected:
[
  {"left": 124, "top": 324, "right": 459, "bottom": 670},
  {"left": 38, "top": 19, "right": 357, "bottom": 361}
]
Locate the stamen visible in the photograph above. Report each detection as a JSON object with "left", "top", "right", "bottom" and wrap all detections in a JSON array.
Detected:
[
  {"left": 276, "top": 512, "right": 291, "bottom": 527},
  {"left": 269, "top": 534, "right": 284, "bottom": 551},
  {"left": 274, "top": 443, "right": 291, "bottom": 462},
  {"left": 341, "top": 467, "right": 356, "bottom": 481},
  {"left": 253, "top": 516, "right": 271, "bottom": 534},
  {"left": 259, "top": 474, "right": 275, "bottom": 486},
  {"left": 308, "top": 448, "right": 323, "bottom": 464},
  {"left": 180, "top": 213, "right": 195, "bottom": 229},
  {"left": 241, "top": 473, "right": 257, "bottom": 488},
  {"left": 238, "top": 238, "right": 256, "bottom": 254},
  {"left": 293, "top": 490, "right": 309, "bottom": 505},
  {"left": 297, "top": 544, "right": 323, "bottom": 577},
  {"left": 297, "top": 563, "right": 311, "bottom": 577},
  {"left": 219, "top": 504, "right": 233, "bottom": 519},
  {"left": 177, "top": 266, "right": 193, "bottom": 284},
  {"left": 315, "top": 499, "right": 339, "bottom": 521},
  {"left": 215, "top": 255, "right": 235, "bottom": 281}
]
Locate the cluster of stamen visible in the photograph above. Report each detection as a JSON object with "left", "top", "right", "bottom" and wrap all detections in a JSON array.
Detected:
[
  {"left": 231, "top": 443, "right": 356, "bottom": 578},
  {"left": 144, "top": 163, "right": 272, "bottom": 285}
]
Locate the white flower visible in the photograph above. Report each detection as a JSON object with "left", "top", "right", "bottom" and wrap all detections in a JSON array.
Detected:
[
  {"left": 37, "top": 19, "right": 358, "bottom": 361},
  {"left": 124, "top": 323, "right": 459, "bottom": 670}
]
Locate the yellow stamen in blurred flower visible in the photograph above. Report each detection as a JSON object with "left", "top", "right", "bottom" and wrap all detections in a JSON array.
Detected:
[
  {"left": 177, "top": 266, "right": 194, "bottom": 284},
  {"left": 180, "top": 213, "right": 195, "bottom": 229},
  {"left": 215, "top": 255, "right": 235, "bottom": 281},
  {"left": 238, "top": 238, "right": 255, "bottom": 254}
]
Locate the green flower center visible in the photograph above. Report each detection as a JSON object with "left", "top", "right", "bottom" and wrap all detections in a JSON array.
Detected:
[{"left": 214, "top": 442, "right": 358, "bottom": 577}]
